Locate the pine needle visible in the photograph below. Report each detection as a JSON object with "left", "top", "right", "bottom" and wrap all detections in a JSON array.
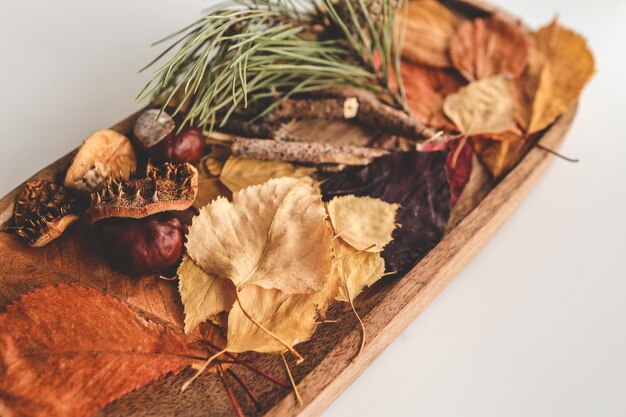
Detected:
[{"left": 138, "top": 0, "right": 407, "bottom": 131}]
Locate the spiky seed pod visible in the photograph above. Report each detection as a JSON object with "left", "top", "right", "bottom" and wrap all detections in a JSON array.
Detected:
[
  {"left": 87, "top": 162, "right": 198, "bottom": 223},
  {"left": 8, "top": 181, "right": 81, "bottom": 247}
]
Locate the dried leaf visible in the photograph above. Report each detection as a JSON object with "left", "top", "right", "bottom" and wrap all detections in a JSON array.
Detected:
[
  {"left": 333, "top": 237, "right": 385, "bottom": 303},
  {"left": 194, "top": 177, "right": 231, "bottom": 209},
  {"left": 220, "top": 156, "right": 315, "bottom": 192},
  {"left": 449, "top": 15, "right": 529, "bottom": 81},
  {"left": 0, "top": 284, "right": 191, "bottom": 417},
  {"left": 443, "top": 74, "right": 517, "bottom": 136},
  {"left": 402, "top": 61, "right": 465, "bottom": 130},
  {"left": 401, "top": 0, "right": 460, "bottom": 67},
  {"left": 186, "top": 177, "right": 332, "bottom": 294},
  {"left": 471, "top": 131, "right": 527, "bottom": 177},
  {"left": 322, "top": 151, "right": 451, "bottom": 273},
  {"left": 225, "top": 271, "right": 338, "bottom": 354},
  {"left": 526, "top": 19, "right": 595, "bottom": 133},
  {"left": 327, "top": 195, "right": 399, "bottom": 252},
  {"left": 178, "top": 255, "right": 236, "bottom": 333}
]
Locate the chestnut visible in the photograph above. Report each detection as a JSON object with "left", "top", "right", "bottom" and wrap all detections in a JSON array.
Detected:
[
  {"left": 149, "top": 127, "right": 206, "bottom": 165},
  {"left": 97, "top": 213, "right": 184, "bottom": 275}
]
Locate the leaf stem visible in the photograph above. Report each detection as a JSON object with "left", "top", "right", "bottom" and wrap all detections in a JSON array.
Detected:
[{"left": 281, "top": 353, "right": 303, "bottom": 406}]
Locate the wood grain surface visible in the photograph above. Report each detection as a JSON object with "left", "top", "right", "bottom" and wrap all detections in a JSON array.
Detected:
[{"left": 0, "top": 1, "right": 579, "bottom": 416}]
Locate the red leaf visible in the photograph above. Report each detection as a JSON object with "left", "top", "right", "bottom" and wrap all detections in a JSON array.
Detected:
[
  {"left": 0, "top": 284, "right": 192, "bottom": 417},
  {"left": 420, "top": 139, "right": 473, "bottom": 207}
]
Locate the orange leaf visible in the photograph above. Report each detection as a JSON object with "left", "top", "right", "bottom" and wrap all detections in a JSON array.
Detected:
[
  {"left": 526, "top": 19, "right": 595, "bottom": 133},
  {"left": 449, "top": 15, "right": 529, "bottom": 81},
  {"left": 0, "top": 284, "right": 192, "bottom": 417},
  {"left": 401, "top": 0, "right": 460, "bottom": 68},
  {"left": 402, "top": 60, "right": 465, "bottom": 130}
]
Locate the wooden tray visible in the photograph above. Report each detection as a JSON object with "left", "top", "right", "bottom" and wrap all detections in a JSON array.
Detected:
[{"left": 0, "top": 1, "right": 578, "bottom": 416}]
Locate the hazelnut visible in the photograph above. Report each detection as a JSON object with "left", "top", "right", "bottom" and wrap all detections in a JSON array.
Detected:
[
  {"left": 98, "top": 213, "right": 184, "bottom": 275},
  {"left": 149, "top": 127, "right": 206, "bottom": 165},
  {"left": 64, "top": 130, "right": 136, "bottom": 193}
]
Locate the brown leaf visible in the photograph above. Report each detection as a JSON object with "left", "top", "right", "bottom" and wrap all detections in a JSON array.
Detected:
[
  {"left": 402, "top": 61, "right": 465, "bottom": 130},
  {"left": 0, "top": 284, "right": 191, "bottom": 417},
  {"left": 449, "top": 15, "right": 529, "bottom": 81},
  {"left": 526, "top": 19, "right": 595, "bottom": 133},
  {"left": 401, "top": 0, "right": 460, "bottom": 68},
  {"left": 185, "top": 177, "right": 332, "bottom": 294},
  {"left": 219, "top": 156, "right": 315, "bottom": 193},
  {"left": 443, "top": 74, "right": 517, "bottom": 136},
  {"left": 471, "top": 131, "right": 527, "bottom": 177}
]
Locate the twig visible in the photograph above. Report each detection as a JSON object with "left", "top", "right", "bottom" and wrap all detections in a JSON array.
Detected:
[
  {"left": 536, "top": 143, "right": 580, "bottom": 163},
  {"left": 281, "top": 353, "right": 303, "bottom": 406},
  {"left": 203, "top": 341, "right": 289, "bottom": 388},
  {"left": 218, "top": 363, "right": 245, "bottom": 417},
  {"left": 208, "top": 134, "right": 388, "bottom": 166},
  {"left": 227, "top": 369, "right": 263, "bottom": 411}
]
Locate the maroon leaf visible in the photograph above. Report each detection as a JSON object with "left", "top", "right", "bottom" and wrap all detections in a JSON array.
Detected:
[{"left": 322, "top": 151, "right": 451, "bottom": 273}]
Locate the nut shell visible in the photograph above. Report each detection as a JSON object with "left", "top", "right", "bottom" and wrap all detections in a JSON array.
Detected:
[{"left": 64, "top": 130, "right": 136, "bottom": 192}]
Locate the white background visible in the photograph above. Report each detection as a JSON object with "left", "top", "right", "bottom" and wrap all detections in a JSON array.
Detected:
[{"left": 1, "top": 1, "right": 625, "bottom": 416}]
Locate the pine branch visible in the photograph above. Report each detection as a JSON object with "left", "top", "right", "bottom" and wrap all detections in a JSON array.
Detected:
[{"left": 138, "top": 0, "right": 407, "bottom": 132}]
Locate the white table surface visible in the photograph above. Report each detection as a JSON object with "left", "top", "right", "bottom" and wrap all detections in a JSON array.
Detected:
[{"left": 1, "top": 1, "right": 625, "bottom": 416}]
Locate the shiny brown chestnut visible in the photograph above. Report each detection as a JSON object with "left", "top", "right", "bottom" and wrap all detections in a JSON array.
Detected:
[
  {"left": 98, "top": 213, "right": 184, "bottom": 275},
  {"left": 148, "top": 127, "right": 206, "bottom": 165}
]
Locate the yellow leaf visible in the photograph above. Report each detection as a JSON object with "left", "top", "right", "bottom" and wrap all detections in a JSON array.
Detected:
[
  {"left": 527, "top": 19, "right": 595, "bottom": 133},
  {"left": 225, "top": 270, "right": 338, "bottom": 354},
  {"left": 443, "top": 74, "right": 517, "bottom": 136},
  {"left": 202, "top": 146, "right": 232, "bottom": 177},
  {"left": 401, "top": 0, "right": 459, "bottom": 67},
  {"left": 332, "top": 239, "right": 385, "bottom": 303},
  {"left": 177, "top": 255, "right": 236, "bottom": 333},
  {"left": 220, "top": 156, "right": 315, "bottom": 192},
  {"left": 327, "top": 195, "right": 399, "bottom": 252},
  {"left": 186, "top": 177, "right": 332, "bottom": 294}
]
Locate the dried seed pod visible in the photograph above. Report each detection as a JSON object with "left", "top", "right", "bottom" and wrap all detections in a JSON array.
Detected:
[
  {"left": 98, "top": 213, "right": 184, "bottom": 275},
  {"left": 8, "top": 181, "right": 80, "bottom": 247},
  {"left": 87, "top": 162, "right": 198, "bottom": 223},
  {"left": 64, "top": 130, "right": 136, "bottom": 192},
  {"left": 133, "top": 109, "right": 176, "bottom": 148}
]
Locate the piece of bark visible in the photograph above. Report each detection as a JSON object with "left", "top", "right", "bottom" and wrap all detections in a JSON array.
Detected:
[{"left": 228, "top": 137, "right": 389, "bottom": 166}]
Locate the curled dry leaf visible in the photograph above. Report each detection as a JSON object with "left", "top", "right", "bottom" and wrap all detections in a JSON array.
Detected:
[
  {"left": 443, "top": 74, "right": 517, "bottom": 136},
  {"left": 322, "top": 151, "right": 451, "bottom": 273},
  {"left": 0, "top": 284, "right": 192, "bottom": 417},
  {"left": 402, "top": 60, "right": 465, "bottom": 131},
  {"left": 327, "top": 195, "right": 399, "bottom": 252},
  {"left": 64, "top": 129, "right": 136, "bottom": 193},
  {"left": 401, "top": 0, "right": 459, "bottom": 67},
  {"left": 472, "top": 131, "right": 527, "bottom": 177},
  {"left": 186, "top": 177, "right": 332, "bottom": 294},
  {"left": 526, "top": 19, "right": 595, "bottom": 133},
  {"left": 449, "top": 15, "right": 529, "bottom": 81},
  {"left": 220, "top": 156, "right": 315, "bottom": 193}
]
